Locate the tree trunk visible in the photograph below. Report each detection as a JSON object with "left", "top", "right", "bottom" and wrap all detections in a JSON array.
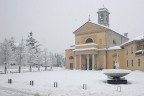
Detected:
[
  {"left": 30, "top": 64, "right": 32, "bottom": 72},
  {"left": 50, "top": 65, "right": 52, "bottom": 71},
  {"left": 19, "top": 66, "right": 21, "bottom": 73},
  {"left": 4, "top": 66, "right": 7, "bottom": 74},
  {"left": 38, "top": 66, "right": 40, "bottom": 71},
  {"left": 45, "top": 66, "right": 47, "bottom": 71}
]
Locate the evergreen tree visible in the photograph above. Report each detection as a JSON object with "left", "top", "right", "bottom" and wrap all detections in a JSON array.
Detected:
[
  {"left": 8, "top": 37, "right": 17, "bottom": 67},
  {"left": 9, "top": 37, "right": 16, "bottom": 51},
  {"left": 26, "top": 32, "right": 40, "bottom": 72}
]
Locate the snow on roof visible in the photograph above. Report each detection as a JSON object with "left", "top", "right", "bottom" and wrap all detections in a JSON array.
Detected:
[
  {"left": 68, "top": 45, "right": 122, "bottom": 51},
  {"left": 98, "top": 8, "right": 109, "bottom": 12},
  {"left": 75, "top": 43, "right": 97, "bottom": 47},
  {"left": 134, "top": 34, "right": 144, "bottom": 40},
  {"left": 73, "top": 47, "right": 108, "bottom": 51},
  {"left": 96, "top": 22, "right": 109, "bottom": 29},
  {"left": 67, "top": 45, "right": 75, "bottom": 50},
  {"left": 73, "top": 48, "right": 97, "bottom": 51},
  {"left": 68, "top": 47, "right": 75, "bottom": 50},
  {"left": 65, "top": 45, "right": 75, "bottom": 50},
  {"left": 121, "top": 34, "right": 144, "bottom": 46},
  {"left": 93, "top": 23, "right": 128, "bottom": 39},
  {"left": 135, "top": 50, "right": 144, "bottom": 53},
  {"left": 107, "top": 46, "right": 121, "bottom": 50}
]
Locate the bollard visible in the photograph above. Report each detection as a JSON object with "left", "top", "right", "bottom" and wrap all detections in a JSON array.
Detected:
[
  {"left": 30, "top": 81, "right": 31, "bottom": 85},
  {"left": 117, "top": 86, "right": 121, "bottom": 92},
  {"left": 54, "top": 82, "right": 58, "bottom": 88},
  {"left": 83, "top": 84, "right": 87, "bottom": 90},
  {"left": 8, "top": 79, "right": 12, "bottom": 84},
  {"left": 30, "top": 81, "right": 34, "bottom": 86}
]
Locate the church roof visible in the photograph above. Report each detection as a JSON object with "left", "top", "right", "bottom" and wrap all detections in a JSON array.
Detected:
[
  {"left": 73, "top": 21, "right": 128, "bottom": 39},
  {"left": 107, "top": 46, "right": 121, "bottom": 50},
  {"left": 73, "top": 21, "right": 107, "bottom": 34}
]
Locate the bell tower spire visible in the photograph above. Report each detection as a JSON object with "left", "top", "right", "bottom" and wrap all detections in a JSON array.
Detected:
[{"left": 97, "top": 7, "right": 110, "bottom": 27}]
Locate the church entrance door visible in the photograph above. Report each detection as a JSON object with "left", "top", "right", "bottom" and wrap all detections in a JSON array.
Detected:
[
  {"left": 89, "top": 59, "right": 92, "bottom": 70},
  {"left": 70, "top": 63, "right": 73, "bottom": 70}
]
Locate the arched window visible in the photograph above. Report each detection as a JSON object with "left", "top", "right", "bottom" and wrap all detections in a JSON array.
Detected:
[
  {"left": 85, "top": 38, "right": 93, "bottom": 43},
  {"left": 113, "top": 39, "right": 116, "bottom": 44},
  {"left": 69, "top": 56, "right": 74, "bottom": 59}
]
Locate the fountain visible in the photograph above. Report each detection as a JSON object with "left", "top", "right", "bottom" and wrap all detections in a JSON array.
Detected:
[
  {"left": 103, "top": 69, "right": 131, "bottom": 84},
  {"left": 103, "top": 54, "right": 131, "bottom": 84}
]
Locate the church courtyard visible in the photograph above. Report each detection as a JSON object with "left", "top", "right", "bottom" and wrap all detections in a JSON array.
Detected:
[{"left": 0, "top": 69, "right": 144, "bottom": 96}]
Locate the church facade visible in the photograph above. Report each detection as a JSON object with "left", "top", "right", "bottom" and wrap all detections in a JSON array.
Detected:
[{"left": 65, "top": 8, "right": 129, "bottom": 70}]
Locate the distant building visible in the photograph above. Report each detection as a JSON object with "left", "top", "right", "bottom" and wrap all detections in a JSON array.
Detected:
[
  {"left": 65, "top": 7, "right": 129, "bottom": 70},
  {"left": 121, "top": 35, "right": 144, "bottom": 70}
]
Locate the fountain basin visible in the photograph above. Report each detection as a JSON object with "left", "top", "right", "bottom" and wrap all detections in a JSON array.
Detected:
[
  {"left": 103, "top": 69, "right": 131, "bottom": 84},
  {"left": 103, "top": 69, "right": 131, "bottom": 78}
]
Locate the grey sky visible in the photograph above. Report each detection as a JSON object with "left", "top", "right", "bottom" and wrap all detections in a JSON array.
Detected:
[{"left": 0, "top": 0, "right": 144, "bottom": 53}]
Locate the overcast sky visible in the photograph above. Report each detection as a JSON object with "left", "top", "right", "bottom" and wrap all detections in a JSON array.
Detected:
[{"left": 0, "top": 0, "right": 144, "bottom": 53}]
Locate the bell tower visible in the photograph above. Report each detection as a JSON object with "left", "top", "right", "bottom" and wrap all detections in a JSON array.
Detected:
[{"left": 97, "top": 7, "right": 110, "bottom": 27}]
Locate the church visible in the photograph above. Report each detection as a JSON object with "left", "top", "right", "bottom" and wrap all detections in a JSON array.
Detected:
[{"left": 65, "top": 7, "right": 129, "bottom": 70}]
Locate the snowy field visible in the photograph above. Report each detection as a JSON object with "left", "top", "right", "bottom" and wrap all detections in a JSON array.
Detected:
[{"left": 0, "top": 68, "right": 144, "bottom": 96}]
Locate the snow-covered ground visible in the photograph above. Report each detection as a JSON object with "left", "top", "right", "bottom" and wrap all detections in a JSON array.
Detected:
[{"left": 0, "top": 68, "right": 144, "bottom": 96}]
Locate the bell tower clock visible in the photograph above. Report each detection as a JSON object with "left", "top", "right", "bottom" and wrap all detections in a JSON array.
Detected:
[{"left": 97, "top": 7, "right": 110, "bottom": 27}]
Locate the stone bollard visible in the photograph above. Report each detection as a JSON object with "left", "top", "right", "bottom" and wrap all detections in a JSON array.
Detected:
[
  {"left": 54, "top": 82, "right": 58, "bottom": 88},
  {"left": 8, "top": 79, "right": 12, "bottom": 84},
  {"left": 30, "top": 80, "right": 34, "bottom": 86},
  {"left": 83, "top": 84, "right": 87, "bottom": 90}
]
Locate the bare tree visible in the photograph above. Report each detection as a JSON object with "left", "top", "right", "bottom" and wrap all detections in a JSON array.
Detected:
[
  {"left": 43, "top": 48, "right": 49, "bottom": 71},
  {"left": 15, "top": 39, "right": 27, "bottom": 73},
  {"left": 0, "top": 39, "right": 12, "bottom": 74},
  {"left": 35, "top": 48, "right": 43, "bottom": 71},
  {"left": 48, "top": 52, "right": 53, "bottom": 70}
]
